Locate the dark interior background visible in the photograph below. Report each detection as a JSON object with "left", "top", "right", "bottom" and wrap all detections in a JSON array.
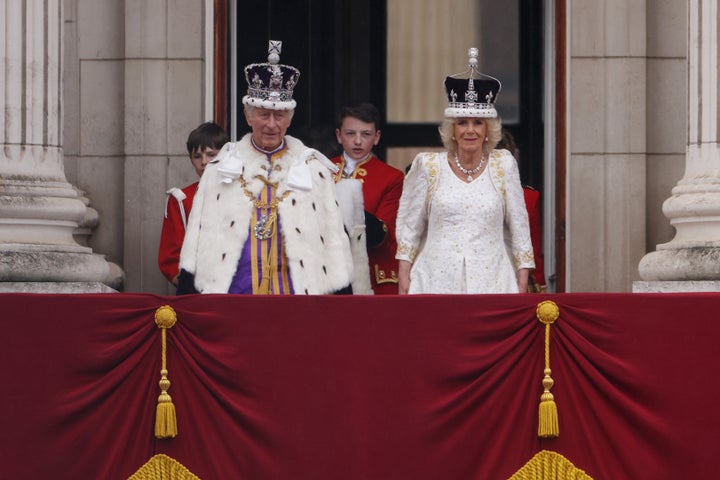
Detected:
[{"left": 234, "top": 0, "right": 544, "bottom": 189}]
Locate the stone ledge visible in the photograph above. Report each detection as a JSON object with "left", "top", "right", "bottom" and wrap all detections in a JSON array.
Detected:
[
  {"left": 0, "top": 282, "right": 118, "bottom": 293},
  {"left": 632, "top": 280, "right": 720, "bottom": 293}
]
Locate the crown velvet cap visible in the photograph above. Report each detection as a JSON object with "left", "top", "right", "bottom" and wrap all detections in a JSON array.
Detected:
[
  {"left": 444, "top": 47, "right": 501, "bottom": 118},
  {"left": 243, "top": 40, "right": 300, "bottom": 111}
]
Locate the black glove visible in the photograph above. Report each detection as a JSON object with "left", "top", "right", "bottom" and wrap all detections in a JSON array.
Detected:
[
  {"left": 365, "top": 211, "right": 387, "bottom": 248},
  {"left": 176, "top": 269, "right": 199, "bottom": 295}
]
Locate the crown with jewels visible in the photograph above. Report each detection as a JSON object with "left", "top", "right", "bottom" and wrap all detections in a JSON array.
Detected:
[
  {"left": 243, "top": 40, "right": 300, "bottom": 111},
  {"left": 444, "top": 47, "right": 501, "bottom": 118}
]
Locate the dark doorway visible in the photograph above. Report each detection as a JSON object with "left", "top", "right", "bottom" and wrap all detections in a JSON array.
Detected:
[
  {"left": 219, "top": 0, "right": 560, "bottom": 290},
  {"left": 233, "top": 0, "right": 386, "bottom": 159},
  {"left": 232, "top": 0, "right": 544, "bottom": 188}
]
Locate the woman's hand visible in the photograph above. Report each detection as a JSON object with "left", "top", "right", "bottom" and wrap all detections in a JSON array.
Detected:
[
  {"left": 398, "top": 260, "right": 412, "bottom": 294},
  {"left": 516, "top": 268, "right": 530, "bottom": 293}
]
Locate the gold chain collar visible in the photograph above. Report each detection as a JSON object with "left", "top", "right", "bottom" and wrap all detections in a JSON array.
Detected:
[{"left": 238, "top": 175, "right": 292, "bottom": 240}]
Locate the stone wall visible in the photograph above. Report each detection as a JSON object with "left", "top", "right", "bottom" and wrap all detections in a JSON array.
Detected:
[
  {"left": 63, "top": 0, "right": 211, "bottom": 294},
  {"left": 56, "top": 0, "right": 693, "bottom": 293},
  {"left": 567, "top": 0, "right": 686, "bottom": 291}
]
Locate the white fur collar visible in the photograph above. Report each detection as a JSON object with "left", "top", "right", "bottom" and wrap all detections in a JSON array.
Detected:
[{"left": 214, "top": 135, "right": 338, "bottom": 190}]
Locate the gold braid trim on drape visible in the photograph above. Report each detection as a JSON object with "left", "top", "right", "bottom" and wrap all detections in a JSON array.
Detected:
[
  {"left": 128, "top": 453, "right": 201, "bottom": 480},
  {"left": 154, "top": 305, "right": 178, "bottom": 439},
  {"left": 507, "top": 450, "right": 593, "bottom": 480},
  {"left": 536, "top": 300, "right": 560, "bottom": 438}
]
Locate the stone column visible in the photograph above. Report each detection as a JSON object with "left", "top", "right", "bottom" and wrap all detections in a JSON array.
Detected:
[
  {"left": 637, "top": 0, "right": 720, "bottom": 291},
  {"left": 0, "top": 0, "right": 122, "bottom": 292}
]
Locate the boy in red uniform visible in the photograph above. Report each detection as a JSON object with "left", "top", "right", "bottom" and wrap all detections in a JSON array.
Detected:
[
  {"left": 332, "top": 103, "right": 405, "bottom": 294},
  {"left": 158, "top": 122, "right": 228, "bottom": 285},
  {"left": 496, "top": 128, "right": 547, "bottom": 291}
]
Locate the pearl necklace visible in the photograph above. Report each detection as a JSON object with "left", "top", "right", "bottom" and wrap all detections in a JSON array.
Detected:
[{"left": 454, "top": 153, "right": 486, "bottom": 182}]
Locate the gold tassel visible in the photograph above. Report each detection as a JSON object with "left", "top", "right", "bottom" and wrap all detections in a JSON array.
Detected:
[
  {"left": 154, "top": 305, "right": 178, "bottom": 439},
  {"left": 536, "top": 300, "right": 560, "bottom": 438},
  {"left": 257, "top": 268, "right": 271, "bottom": 295},
  {"left": 538, "top": 373, "right": 559, "bottom": 438}
]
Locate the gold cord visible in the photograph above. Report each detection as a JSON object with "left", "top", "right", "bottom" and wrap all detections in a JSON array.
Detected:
[
  {"left": 154, "top": 305, "right": 178, "bottom": 439},
  {"left": 536, "top": 300, "right": 560, "bottom": 438}
]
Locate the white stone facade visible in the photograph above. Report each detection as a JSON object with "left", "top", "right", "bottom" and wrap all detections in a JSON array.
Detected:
[
  {"left": 0, "top": 0, "right": 121, "bottom": 292},
  {"left": 3, "top": 1, "right": 711, "bottom": 293},
  {"left": 637, "top": 0, "right": 720, "bottom": 291},
  {"left": 568, "top": 0, "right": 687, "bottom": 291},
  {"left": 62, "top": 0, "right": 210, "bottom": 294}
]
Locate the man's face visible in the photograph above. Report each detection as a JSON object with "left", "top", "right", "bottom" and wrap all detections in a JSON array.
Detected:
[
  {"left": 245, "top": 107, "right": 292, "bottom": 151},
  {"left": 335, "top": 117, "right": 380, "bottom": 162}
]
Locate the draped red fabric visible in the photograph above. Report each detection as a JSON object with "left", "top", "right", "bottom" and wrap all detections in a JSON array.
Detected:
[{"left": 1, "top": 292, "right": 719, "bottom": 479}]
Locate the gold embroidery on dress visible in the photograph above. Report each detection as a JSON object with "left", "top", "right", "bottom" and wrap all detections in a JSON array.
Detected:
[
  {"left": 489, "top": 152, "right": 506, "bottom": 197},
  {"left": 425, "top": 153, "right": 439, "bottom": 209},
  {"left": 514, "top": 250, "right": 536, "bottom": 270},
  {"left": 397, "top": 243, "right": 418, "bottom": 263}
]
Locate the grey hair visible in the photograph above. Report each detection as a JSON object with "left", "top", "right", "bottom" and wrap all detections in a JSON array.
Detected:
[{"left": 438, "top": 117, "right": 502, "bottom": 157}]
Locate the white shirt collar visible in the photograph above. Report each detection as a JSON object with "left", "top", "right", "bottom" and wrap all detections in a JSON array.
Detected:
[{"left": 343, "top": 151, "right": 372, "bottom": 175}]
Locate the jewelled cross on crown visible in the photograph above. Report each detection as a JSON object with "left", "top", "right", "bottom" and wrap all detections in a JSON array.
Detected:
[
  {"left": 465, "top": 47, "right": 480, "bottom": 103},
  {"left": 268, "top": 40, "right": 282, "bottom": 64}
]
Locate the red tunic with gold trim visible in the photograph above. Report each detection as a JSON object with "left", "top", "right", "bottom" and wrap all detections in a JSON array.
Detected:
[
  {"left": 523, "top": 186, "right": 546, "bottom": 290},
  {"left": 331, "top": 155, "right": 405, "bottom": 294},
  {"left": 158, "top": 182, "right": 198, "bottom": 285}
]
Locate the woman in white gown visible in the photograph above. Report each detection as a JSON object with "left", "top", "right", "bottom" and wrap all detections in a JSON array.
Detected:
[{"left": 395, "top": 48, "right": 535, "bottom": 294}]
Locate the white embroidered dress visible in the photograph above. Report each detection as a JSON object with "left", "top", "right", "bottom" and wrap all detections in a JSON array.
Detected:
[{"left": 395, "top": 150, "right": 534, "bottom": 294}]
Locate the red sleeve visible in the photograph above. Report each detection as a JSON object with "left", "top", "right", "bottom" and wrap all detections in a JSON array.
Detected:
[
  {"left": 370, "top": 168, "right": 405, "bottom": 248},
  {"left": 523, "top": 187, "right": 546, "bottom": 286},
  {"left": 158, "top": 195, "right": 185, "bottom": 284}
]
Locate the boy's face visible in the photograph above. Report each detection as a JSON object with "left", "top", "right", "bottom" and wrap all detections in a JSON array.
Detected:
[
  {"left": 190, "top": 146, "right": 221, "bottom": 177},
  {"left": 335, "top": 117, "right": 380, "bottom": 162}
]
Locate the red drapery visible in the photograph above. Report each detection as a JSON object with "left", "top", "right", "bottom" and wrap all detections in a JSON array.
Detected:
[{"left": 1, "top": 292, "right": 719, "bottom": 479}]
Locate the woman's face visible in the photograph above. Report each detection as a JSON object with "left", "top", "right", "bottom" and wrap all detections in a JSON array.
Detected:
[{"left": 453, "top": 117, "right": 487, "bottom": 155}]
